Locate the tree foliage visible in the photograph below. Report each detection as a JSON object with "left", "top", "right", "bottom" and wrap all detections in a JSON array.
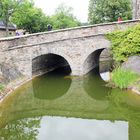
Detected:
[
  {"left": 106, "top": 24, "right": 140, "bottom": 62},
  {"left": 0, "top": 0, "right": 23, "bottom": 36},
  {"left": 0, "top": 1, "right": 81, "bottom": 34},
  {"left": 50, "top": 3, "right": 81, "bottom": 29},
  {"left": 11, "top": 0, "right": 50, "bottom": 33},
  {"left": 88, "top": 0, "right": 132, "bottom": 24}
]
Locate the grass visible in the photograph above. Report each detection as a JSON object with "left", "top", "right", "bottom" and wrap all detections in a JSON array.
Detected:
[{"left": 111, "top": 67, "right": 139, "bottom": 89}]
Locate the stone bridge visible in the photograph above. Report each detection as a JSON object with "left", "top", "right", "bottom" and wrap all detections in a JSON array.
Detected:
[{"left": 0, "top": 20, "right": 140, "bottom": 85}]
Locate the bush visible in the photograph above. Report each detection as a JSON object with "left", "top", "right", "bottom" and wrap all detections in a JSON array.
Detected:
[
  {"left": 111, "top": 67, "right": 138, "bottom": 89},
  {"left": 106, "top": 24, "right": 140, "bottom": 62}
]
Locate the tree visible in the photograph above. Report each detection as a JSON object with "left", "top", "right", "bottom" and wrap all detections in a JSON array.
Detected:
[
  {"left": 50, "top": 3, "right": 81, "bottom": 29},
  {"left": 1, "top": 1, "right": 81, "bottom": 34},
  {"left": 11, "top": 0, "right": 50, "bottom": 33},
  {"left": 0, "top": 0, "right": 23, "bottom": 36},
  {"left": 88, "top": 0, "right": 132, "bottom": 24}
]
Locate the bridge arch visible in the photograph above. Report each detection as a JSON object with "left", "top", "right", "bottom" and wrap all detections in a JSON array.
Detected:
[
  {"left": 32, "top": 53, "right": 72, "bottom": 76},
  {"left": 83, "top": 47, "right": 107, "bottom": 75}
]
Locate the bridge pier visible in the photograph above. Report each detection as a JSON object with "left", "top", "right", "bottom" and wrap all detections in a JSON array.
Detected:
[{"left": 71, "top": 67, "right": 83, "bottom": 76}]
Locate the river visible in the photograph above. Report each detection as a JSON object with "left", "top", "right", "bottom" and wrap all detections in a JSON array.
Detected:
[{"left": 0, "top": 65, "right": 140, "bottom": 140}]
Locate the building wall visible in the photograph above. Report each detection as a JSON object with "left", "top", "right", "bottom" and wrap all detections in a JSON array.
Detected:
[{"left": 0, "top": 30, "right": 15, "bottom": 38}]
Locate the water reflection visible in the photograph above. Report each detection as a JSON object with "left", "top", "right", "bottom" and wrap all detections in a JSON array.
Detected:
[
  {"left": 100, "top": 72, "right": 110, "bottom": 81},
  {"left": 0, "top": 116, "right": 128, "bottom": 140},
  {"left": 33, "top": 67, "right": 72, "bottom": 100},
  {"left": 84, "top": 68, "right": 111, "bottom": 100},
  {"left": 0, "top": 118, "right": 41, "bottom": 140},
  {"left": 1, "top": 66, "right": 140, "bottom": 140},
  {"left": 37, "top": 116, "right": 128, "bottom": 140}
]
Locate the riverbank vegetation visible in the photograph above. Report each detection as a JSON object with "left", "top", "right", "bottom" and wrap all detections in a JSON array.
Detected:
[
  {"left": 106, "top": 24, "right": 140, "bottom": 62},
  {"left": 107, "top": 24, "right": 140, "bottom": 91},
  {"left": 111, "top": 67, "right": 138, "bottom": 89}
]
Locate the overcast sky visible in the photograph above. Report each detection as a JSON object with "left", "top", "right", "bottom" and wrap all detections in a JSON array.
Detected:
[{"left": 34, "top": 0, "right": 89, "bottom": 22}]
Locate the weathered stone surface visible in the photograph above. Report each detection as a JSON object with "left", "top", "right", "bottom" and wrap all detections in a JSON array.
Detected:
[
  {"left": 0, "top": 63, "right": 22, "bottom": 83},
  {"left": 133, "top": 0, "right": 140, "bottom": 19},
  {"left": 0, "top": 20, "right": 139, "bottom": 87},
  {"left": 99, "top": 49, "right": 113, "bottom": 73},
  {"left": 122, "top": 56, "right": 140, "bottom": 74},
  {"left": 0, "top": 75, "right": 4, "bottom": 83},
  {"left": 100, "top": 48, "right": 112, "bottom": 61}
]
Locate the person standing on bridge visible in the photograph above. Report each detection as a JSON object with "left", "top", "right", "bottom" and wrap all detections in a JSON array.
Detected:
[
  {"left": 118, "top": 16, "right": 123, "bottom": 22},
  {"left": 47, "top": 24, "right": 52, "bottom": 31},
  {"left": 15, "top": 30, "right": 20, "bottom": 36}
]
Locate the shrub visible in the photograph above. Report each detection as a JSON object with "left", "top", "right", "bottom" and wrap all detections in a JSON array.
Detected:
[
  {"left": 106, "top": 24, "right": 140, "bottom": 62},
  {"left": 111, "top": 67, "right": 138, "bottom": 89}
]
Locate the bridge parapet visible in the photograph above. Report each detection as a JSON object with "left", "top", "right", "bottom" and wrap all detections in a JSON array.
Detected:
[{"left": 0, "top": 19, "right": 139, "bottom": 51}]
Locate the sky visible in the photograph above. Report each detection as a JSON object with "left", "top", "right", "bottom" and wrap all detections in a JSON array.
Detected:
[{"left": 34, "top": 0, "right": 89, "bottom": 22}]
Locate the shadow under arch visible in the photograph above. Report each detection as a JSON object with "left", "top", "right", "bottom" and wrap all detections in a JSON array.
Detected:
[
  {"left": 83, "top": 48, "right": 113, "bottom": 76},
  {"left": 83, "top": 67, "right": 111, "bottom": 101},
  {"left": 83, "top": 48, "right": 105, "bottom": 75},
  {"left": 32, "top": 53, "right": 72, "bottom": 76},
  {"left": 32, "top": 53, "right": 72, "bottom": 100}
]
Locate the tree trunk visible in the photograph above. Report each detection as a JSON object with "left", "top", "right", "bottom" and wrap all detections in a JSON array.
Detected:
[
  {"left": 5, "top": 11, "right": 9, "bottom": 37},
  {"left": 5, "top": 23, "right": 9, "bottom": 37}
]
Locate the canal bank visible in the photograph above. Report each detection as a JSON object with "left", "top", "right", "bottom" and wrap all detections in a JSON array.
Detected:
[{"left": 107, "top": 56, "right": 140, "bottom": 95}]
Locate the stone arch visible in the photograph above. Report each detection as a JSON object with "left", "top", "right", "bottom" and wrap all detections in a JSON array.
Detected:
[
  {"left": 32, "top": 47, "right": 74, "bottom": 75},
  {"left": 32, "top": 53, "right": 72, "bottom": 76},
  {"left": 83, "top": 48, "right": 106, "bottom": 75}
]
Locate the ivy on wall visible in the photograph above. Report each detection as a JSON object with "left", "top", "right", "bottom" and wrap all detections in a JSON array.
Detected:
[{"left": 106, "top": 24, "right": 140, "bottom": 62}]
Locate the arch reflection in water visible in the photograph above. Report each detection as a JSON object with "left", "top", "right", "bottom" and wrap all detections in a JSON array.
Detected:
[
  {"left": 33, "top": 67, "right": 72, "bottom": 100},
  {"left": 84, "top": 67, "right": 111, "bottom": 100}
]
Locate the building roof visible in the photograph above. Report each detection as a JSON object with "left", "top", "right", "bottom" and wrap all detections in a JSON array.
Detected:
[{"left": 0, "top": 20, "right": 16, "bottom": 30}]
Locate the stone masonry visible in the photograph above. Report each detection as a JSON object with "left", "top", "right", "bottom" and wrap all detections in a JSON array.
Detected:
[
  {"left": 133, "top": 0, "right": 140, "bottom": 19},
  {"left": 0, "top": 20, "right": 140, "bottom": 86}
]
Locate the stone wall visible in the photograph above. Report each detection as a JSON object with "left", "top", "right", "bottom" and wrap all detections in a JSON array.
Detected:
[
  {"left": 0, "top": 20, "right": 139, "bottom": 87},
  {"left": 122, "top": 56, "right": 140, "bottom": 74},
  {"left": 133, "top": 0, "right": 140, "bottom": 19}
]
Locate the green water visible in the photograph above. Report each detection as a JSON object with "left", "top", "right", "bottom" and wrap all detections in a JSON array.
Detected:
[{"left": 1, "top": 68, "right": 140, "bottom": 140}]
